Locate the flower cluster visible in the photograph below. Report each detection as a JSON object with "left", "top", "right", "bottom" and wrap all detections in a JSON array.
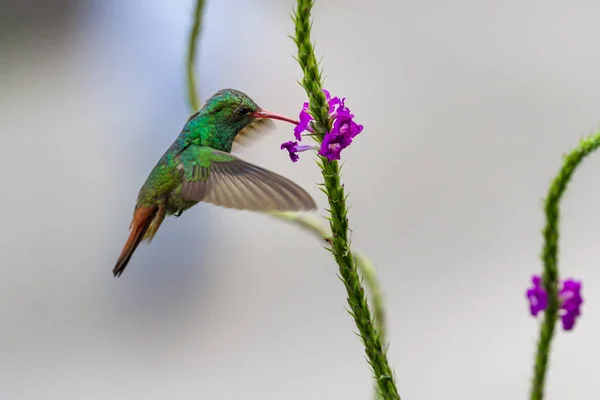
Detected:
[
  {"left": 281, "top": 89, "right": 363, "bottom": 162},
  {"left": 526, "top": 275, "right": 583, "bottom": 331}
]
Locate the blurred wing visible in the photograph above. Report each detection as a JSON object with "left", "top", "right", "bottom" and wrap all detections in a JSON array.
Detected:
[
  {"left": 233, "top": 118, "right": 276, "bottom": 148},
  {"left": 179, "top": 146, "right": 317, "bottom": 212}
]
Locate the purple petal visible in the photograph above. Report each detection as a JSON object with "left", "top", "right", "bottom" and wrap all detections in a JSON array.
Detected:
[
  {"left": 281, "top": 141, "right": 296, "bottom": 151},
  {"left": 319, "top": 133, "right": 342, "bottom": 161},
  {"left": 333, "top": 111, "right": 363, "bottom": 140},
  {"left": 294, "top": 109, "right": 313, "bottom": 141},
  {"left": 281, "top": 141, "right": 300, "bottom": 162},
  {"left": 558, "top": 278, "right": 583, "bottom": 330},
  {"left": 525, "top": 274, "right": 548, "bottom": 316},
  {"left": 561, "top": 279, "right": 582, "bottom": 293},
  {"left": 328, "top": 97, "right": 342, "bottom": 113},
  {"left": 280, "top": 141, "right": 315, "bottom": 162},
  {"left": 561, "top": 314, "right": 577, "bottom": 330},
  {"left": 526, "top": 289, "right": 548, "bottom": 316},
  {"left": 318, "top": 131, "right": 352, "bottom": 161}
]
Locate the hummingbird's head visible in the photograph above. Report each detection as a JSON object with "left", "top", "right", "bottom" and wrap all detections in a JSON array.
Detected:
[
  {"left": 188, "top": 89, "right": 298, "bottom": 150},
  {"left": 200, "top": 88, "right": 297, "bottom": 131}
]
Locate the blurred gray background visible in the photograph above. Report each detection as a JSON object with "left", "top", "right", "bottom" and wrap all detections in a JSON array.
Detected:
[{"left": 1, "top": 0, "right": 600, "bottom": 398}]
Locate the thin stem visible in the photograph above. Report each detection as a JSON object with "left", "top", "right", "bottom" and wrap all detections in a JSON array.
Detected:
[
  {"left": 186, "top": 0, "right": 205, "bottom": 111},
  {"left": 355, "top": 253, "right": 387, "bottom": 345},
  {"left": 530, "top": 131, "right": 600, "bottom": 400},
  {"left": 291, "top": 1, "right": 400, "bottom": 399}
]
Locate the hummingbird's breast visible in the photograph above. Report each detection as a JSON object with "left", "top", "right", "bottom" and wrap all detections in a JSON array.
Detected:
[{"left": 165, "top": 186, "right": 197, "bottom": 216}]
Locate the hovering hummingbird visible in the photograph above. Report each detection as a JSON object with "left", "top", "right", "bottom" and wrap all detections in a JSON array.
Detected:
[{"left": 113, "top": 89, "right": 317, "bottom": 277}]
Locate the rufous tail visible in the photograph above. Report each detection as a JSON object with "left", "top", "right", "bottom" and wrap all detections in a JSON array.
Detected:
[{"left": 113, "top": 206, "right": 158, "bottom": 277}]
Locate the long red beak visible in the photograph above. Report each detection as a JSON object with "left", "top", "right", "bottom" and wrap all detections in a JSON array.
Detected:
[{"left": 252, "top": 109, "right": 299, "bottom": 125}]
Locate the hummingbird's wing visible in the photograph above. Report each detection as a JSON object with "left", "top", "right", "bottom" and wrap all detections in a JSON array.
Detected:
[
  {"left": 178, "top": 145, "right": 317, "bottom": 212},
  {"left": 233, "top": 118, "right": 276, "bottom": 148}
]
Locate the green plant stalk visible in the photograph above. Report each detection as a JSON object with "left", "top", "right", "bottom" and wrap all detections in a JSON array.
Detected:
[
  {"left": 292, "top": 1, "right": 400, "bottom": 399},
  {"left": 355, "top": 253, "right": 387, "bottom": 344},
  {"left": 530, "top": 131, "right": 600, "bottom": 400},
  {"left": 186, "top": 0, "right": 205, "bottom": 111}
]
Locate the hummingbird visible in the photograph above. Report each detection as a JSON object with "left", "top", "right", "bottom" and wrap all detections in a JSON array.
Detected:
[{"left": 113, "top": 88, "right": 317, "bottom": 277}]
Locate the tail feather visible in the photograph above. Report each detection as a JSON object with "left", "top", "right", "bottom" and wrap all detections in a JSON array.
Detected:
[{"left": 113, "top": 206, "right": 159, "bottom": 277}]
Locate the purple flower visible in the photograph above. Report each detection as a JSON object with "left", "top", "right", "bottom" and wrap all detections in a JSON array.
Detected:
[
  {"left": 287, "top": 89, "right": 363, "bottom": 161},
  {"left": 293, "top": 102, "right": 313, "bottom": 141},
  {"left": 323, "top": 89, "right": 341, "bottom": 113},
  {"left": 334, "top": 104, "right": 363, "bottom": 139},
  {"left": 280, "top": 141, "right": 317, "bottom": 162},
  {"left": 525, "top": 274, "right": 584, "bottom": 331},
  {"left": 318, "top": 101, "right": 364, "bottom": 161},
  {"left": 559, "top": 279, "right": 583, "bottom": 331},
  {"left": 526, "top": 275, "right": 548, "bottom": 316},
  {"left": 319, "top": 131, "right": 351, "bottom": 161}
]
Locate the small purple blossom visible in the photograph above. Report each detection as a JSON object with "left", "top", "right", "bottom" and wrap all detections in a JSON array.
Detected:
[
  {"left": 280, "top": 141, "right": 317, "bottom": 162},
  {"left": 323, "top": 89, "right": 340, "bottom": 113},
  {"left": 559, "top": 279, "right": 583, "bottom": 330},
  {"left": 292, "top": 89, "right": 340, "bottom": 139},
  {"left": 333, "top": 102, "right": 363, "bottom": 140},
  {"left": 526, "top": 275, "right": 548, "bottom": 316},
  {"left": 284, "top": 89, "right": 363, "bottom": 162},
  {"left": 318, "top": 100, "right": 363, "bottom": 161},
  {"left": 318, "top": 128, "right": 352, "bottom": 161},
  {"left": 293, "top": 102, "right": 313, "bottom": 141},
  {"left": 525, "top": 274, "right": 584, "bottom": 331}
]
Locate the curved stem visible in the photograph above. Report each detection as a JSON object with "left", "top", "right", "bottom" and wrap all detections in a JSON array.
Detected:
[
  {"left": 291, "top": 1, "right": 400, "bottom": 399},
  {"left": 186, "top": 0, "right": 205, "bottom": 111},
  {"left": 530, "top": 132, "right": 600, "bottom": 400},
  {"left": 355, "top": 253, "right": 388, "bottom": 345}
]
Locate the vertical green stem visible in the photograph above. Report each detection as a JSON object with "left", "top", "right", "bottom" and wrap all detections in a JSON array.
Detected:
[
  {"left": 530, "top": 132, "right": 600, "bottom": 400},
  {"left": 186, "top": 0, "right": 205, "bottom": 111},
  {"left": 292, "top": 1, "right": 400, "bottom": 399}
]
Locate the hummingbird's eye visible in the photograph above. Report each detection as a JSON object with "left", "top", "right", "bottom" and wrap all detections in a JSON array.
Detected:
[{"left": 236, "top": 107, "right": 251, "bottom": 115}]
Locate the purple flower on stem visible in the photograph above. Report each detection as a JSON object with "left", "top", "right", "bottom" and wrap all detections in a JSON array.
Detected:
[
  {"left": 280, "top": 141, "right": 317, "bottom": 162},
  {"left": 526, "top": 275, "right": 548, "bottom": 317},
  {"left": 318, "top": 133, "right": 346, "bottom": 161},
  {"left": 318, "top": 100, "right": 364, "bottom": 160},
  {"left": 294, "top": 102, "right": 313, "bottom": 141},
  {"left": 559, "top": 279, "right": 583, "bottom": 330},
  {"left": 322, "top": 89, "right": 340, "bottom": 113},
  {"left": 285, "top": 89, "right": 363, "bottom": 162},
  {"left": 525, "top": 274, "right": 583, "bottom": 331},
  {"left": 293, "top": 90, "right": 340, "bottom": 139}
]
